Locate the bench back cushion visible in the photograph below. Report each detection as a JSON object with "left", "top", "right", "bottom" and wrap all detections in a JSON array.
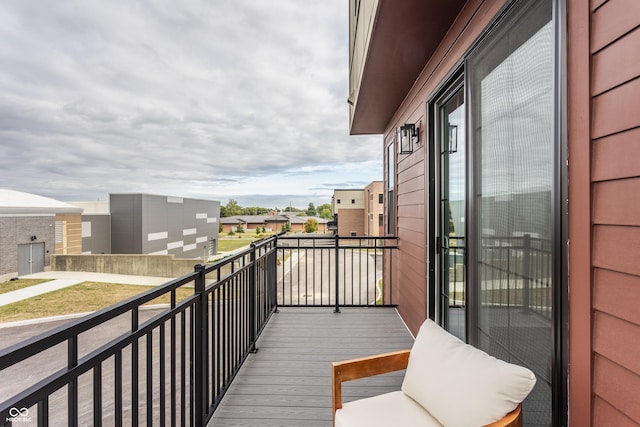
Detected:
[{"left": 401, "top": 320, "right": 536, "bottom": 427}]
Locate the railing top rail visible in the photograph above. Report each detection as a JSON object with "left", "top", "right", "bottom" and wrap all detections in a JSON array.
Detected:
[
  {"left": 0, "top": 271, "right": 197, "bottom": 370},
  {"left": 276, "top": 234, "right": 398, "bottom": 240}
]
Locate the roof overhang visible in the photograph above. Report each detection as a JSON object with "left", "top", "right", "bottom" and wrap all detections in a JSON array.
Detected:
[{"left": 350, "top": 0, "right": 466, "bottom": 135}]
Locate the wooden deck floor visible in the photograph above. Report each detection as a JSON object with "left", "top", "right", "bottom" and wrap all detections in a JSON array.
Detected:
[{"left": 208, "top": 307, "right": 415, "bottom": 427}]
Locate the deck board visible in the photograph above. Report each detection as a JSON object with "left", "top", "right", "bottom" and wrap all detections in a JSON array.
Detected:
[{"left": 207, "top": 307, "right": 415, "bottom": 426}]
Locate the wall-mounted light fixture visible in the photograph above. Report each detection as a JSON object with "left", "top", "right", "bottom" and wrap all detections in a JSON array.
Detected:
[
  {"left": 448, "top": 124, "right": 458, "bottom": 154},
  {"left": 30, "top": 235, "right": 37, "bottom": 241},
  {"left": 399, "top": 122, "right": 419, "bottom": 154}
]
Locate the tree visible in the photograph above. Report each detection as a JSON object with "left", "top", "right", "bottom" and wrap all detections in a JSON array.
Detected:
[
  {"left": 221, "top": 199, "right": 242, "bottom": 217},
  {"left": 235, "top": 223, "right": 245, "bottom": 233},
  {"left": 282, "top": 222, "right": 291, "bottom": 233},
  {"left": 304, "top": 218, "right": 318, "bottom": 233},
  {"left": 319, "top": 207, "right": 333, "bottom": 220},
  {"left": 306, "top": 203, "right": 317, "bottom": 217}
]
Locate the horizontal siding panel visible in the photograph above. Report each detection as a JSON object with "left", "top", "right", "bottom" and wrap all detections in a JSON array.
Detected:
[
  {"left": 593, "top": 178, "right": 640, "bottom": 225},
  {"left": 397, "top": 217, "right": 425, "bottom": 234},
  {"left": 397, "top": 257, "right": 426, "bottom": 291},
  {"left": 594, "top": 396, "right": 639, "bottom": 427},
  {"left": 397, "top": 225, "right": 425, "bottom": 248},
  {"left": 594, "top": 268, "right": 640, "bottom": 325},
  {"left": 591, "top": 0, "right": 640, "bottom": 53},
  {"left": 593, "top": 354, "right": 640, "bottom": 424},
  {"left": 592, "top": 78, "right": 640, "bottom": 138},
  {"left": 593, "top": 225, "right": 640, "bottom": 276},
  {"left": 397, "top": 189, "right": 424, "bottom": 206},
  {"left": 397, "top": 175, "right": 425, "bottom": 195},
  {"left": 397, "top": 239, "right": 426, "bottom": 264},
  {"left": 397, "top": 147, "right": 425, "bottom": 171},
  {"left": 593, "top": 311, "right": 640, "bottom": 375},
  {"left": 397, "top": 162, "right": 425, "bottom": 185},
  {"left": 593, "top": 127, "right": 640, "bottom": 181},
  {"left": 398, "top": 279, "right": 426, "bottom": 335},
  {"left": 592, "top": 26, "right": 640, "bottom": 95},
  {"left": 397, "top": 203, "right": 425, "bottom": 219}
]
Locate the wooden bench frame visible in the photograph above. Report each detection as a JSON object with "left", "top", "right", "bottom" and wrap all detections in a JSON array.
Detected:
[{"left": 332, "top": 349, "right": 523, "bottom": 427}]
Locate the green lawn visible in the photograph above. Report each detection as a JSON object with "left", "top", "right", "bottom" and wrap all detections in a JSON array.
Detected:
[
  {"left": 0, "top": 282, "right": 194, "bottom": 323},
  {"left": 218, "top": 238, "right": 254, "bottom": 252},
  {"left": 0, "top": 279, "right": 51, "bottom": 295}
]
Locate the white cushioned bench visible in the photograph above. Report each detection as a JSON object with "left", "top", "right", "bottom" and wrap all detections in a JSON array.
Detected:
[{"left": 332, "top": 320, "right": 537, "bottom": 427}]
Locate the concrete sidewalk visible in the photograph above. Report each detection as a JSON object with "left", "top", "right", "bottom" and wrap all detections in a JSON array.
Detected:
[{"left": 0, "top": 271, "right": 171, "bottom": 308}]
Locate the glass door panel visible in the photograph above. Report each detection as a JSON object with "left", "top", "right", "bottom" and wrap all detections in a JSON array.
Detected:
[
  {"left": 438, "top": 88, "right": 465, "bottom": 341},
  {"left": 469, "top": 1, "right": 554, "bottom": 424}
]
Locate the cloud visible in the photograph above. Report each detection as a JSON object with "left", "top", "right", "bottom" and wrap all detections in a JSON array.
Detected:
[{"left": 0, "top": 0, "right": 381, "bottom": 205}]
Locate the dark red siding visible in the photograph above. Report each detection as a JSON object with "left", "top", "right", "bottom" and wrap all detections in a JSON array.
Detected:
[{"left": 590, "top": 0, "right": 640, "bottom": 423}]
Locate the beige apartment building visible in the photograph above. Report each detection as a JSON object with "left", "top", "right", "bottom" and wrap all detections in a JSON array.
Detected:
[
  {"left": 332, "top": 181, "right": 384, "bottom": 236},
  {"left": 363, "top": 181, "right": 384, "bottom": 236}
]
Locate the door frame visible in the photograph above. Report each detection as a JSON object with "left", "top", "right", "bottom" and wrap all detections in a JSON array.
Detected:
[{"left": 427, "top": 69, "right": 465, "bottom": 328}]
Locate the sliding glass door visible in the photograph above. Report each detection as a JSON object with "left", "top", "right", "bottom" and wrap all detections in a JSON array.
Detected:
[{"left": 468, "top": 1, "right": 555, "bottom": 425}]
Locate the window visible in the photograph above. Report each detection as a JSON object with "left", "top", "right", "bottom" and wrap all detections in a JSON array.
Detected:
[
  {"left": 378, "top": 214, "right": 383, "bottom": 227},
  {"left": 386, "top": 139, "right": 395, "bottom": 234},
  {"left": 378, "top": 193, "right": 383, "bottom": 204}
]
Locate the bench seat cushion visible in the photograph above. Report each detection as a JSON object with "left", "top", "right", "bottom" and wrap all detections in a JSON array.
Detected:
[
  {"left": 335, "top": 391, "right": 443, "bottom": 427},
  {"left": 401, "top": 320, "right": 537, "bottom": 427}
]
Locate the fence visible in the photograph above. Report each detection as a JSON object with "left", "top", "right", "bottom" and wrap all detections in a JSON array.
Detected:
[
  {"left": 276, "top": 235, "right": 398, "bottom": 310},
  {"left": 0, "top": 237, "right": 277, "bottom": 426},
  {"left": 0, "top": 234, "right": 395, "bottom": 426}
]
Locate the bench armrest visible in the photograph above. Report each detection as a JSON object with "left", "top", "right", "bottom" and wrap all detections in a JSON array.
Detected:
[
  {"left": 332, "top": 350, "right": 411, "bottom": 419},
  {"left": 484, "top": 404, "right": 523, "bottom": 427},
  {"left": 331, "top": 349, "right": 523, "bottom": 427}
]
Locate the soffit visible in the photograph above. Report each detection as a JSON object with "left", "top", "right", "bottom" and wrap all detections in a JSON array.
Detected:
[{"left": 350, "top": 0, "right": 466, "bottom": 135}]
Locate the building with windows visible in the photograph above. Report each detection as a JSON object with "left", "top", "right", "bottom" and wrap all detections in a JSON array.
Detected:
[
  {"left": 331, "top": 189, "right": 365, "bottom": 236},
  {"left": 364, "top": 181, "right": 384, "bottom": 237},
  {"left": 0, "top": 189, "right": 83, "bottom": 279},
  {"left": 349, "top": 0, "right": 639, "bottom": 425},
  {"left": 331, "top": 182, "right": 383, "bottom": 236}
]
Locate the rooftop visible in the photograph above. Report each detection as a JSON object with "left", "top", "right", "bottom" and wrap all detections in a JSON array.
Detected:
[{"left": 0, "top": 189, "right": 83, "bottom": 216}]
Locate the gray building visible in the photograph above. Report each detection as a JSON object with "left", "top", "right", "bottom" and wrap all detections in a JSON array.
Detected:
[
  {"left": 72, "top": 201, "right": 111, "bottom": 255},
  {"left": 0, "top": 189, "right": 83, "bottom": 280},
  {"left": 110, "top": 194, "right": 220, "bottom": 259}
]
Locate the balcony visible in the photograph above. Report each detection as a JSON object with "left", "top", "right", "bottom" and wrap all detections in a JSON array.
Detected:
[
  {"left": 0, "top": 233, "right": 552, "bottom": 425},
  {"left": 0, "top": 235, "right": 401, "bottom": 426}
]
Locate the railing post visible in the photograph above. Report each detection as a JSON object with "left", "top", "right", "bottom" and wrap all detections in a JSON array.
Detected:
[
  {"left": 334, "top": 235, "right": 340, "bottom": 313},
  {"left": 194, "top": 264, "right": 206, "bottom": 427},
  {"left": 522, "top": 234, "right": 531, "bottom": 313},
  {"left": 249, "top": 243, "right": 258, "bottom": 352}
]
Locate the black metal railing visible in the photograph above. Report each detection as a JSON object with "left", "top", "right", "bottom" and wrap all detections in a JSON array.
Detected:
[
  {"left": 0, "top": 236, "right": 277, "bottom": 426},
  {"left": 276, "top": 235, "right": 398, "bottom": 310},
  {"left": 0, "top": 234, "right": 395, "bottom": 425},
  {"left": 479, "top": 234, "right": 553, "bottom": 319}
]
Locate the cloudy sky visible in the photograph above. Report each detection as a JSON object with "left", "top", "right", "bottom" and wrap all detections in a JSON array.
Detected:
[{"left": 0, "top": 1, "right": 381, "bottom": 209}]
